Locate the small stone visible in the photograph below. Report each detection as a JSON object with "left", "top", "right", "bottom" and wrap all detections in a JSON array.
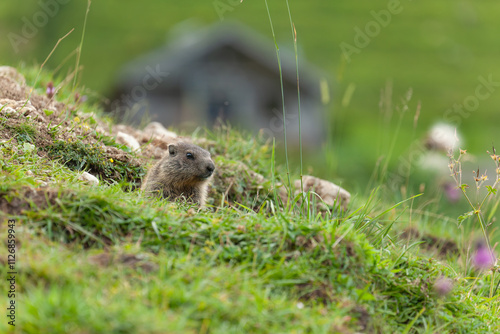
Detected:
[
  {"left": 1, "top": 106, "right": 16, "bottom": 114},
  {"left": 26, "top": 170, "right": 34, "bottom": 176},
  {"left": 425, "top": 123, "right": 460, "bottom": 152},
  {"left": 116, "top": 131, "right": 141, "bottom": 152},
  {"left": 79, "top": 172, "right": 99, "bottom": 186},
  {"left": 0, "top": 99, "right": 37, "bottom": 114},
  {"left": 281, "top": 175, "right": 351, "bottom": 211},
  {"left": 142, "top": 122, "right": 177, "bottom": 140},
  {"left": 22, "top": 142, "right": 36, "bottom": 154}
]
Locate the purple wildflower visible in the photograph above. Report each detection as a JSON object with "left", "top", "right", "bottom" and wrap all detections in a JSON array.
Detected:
[
  {"left": 473, "top": 242, "right": 496, "bottom": 270},
  {"left": 46, "top": 82, "right": 55, "bottom": 99},
  {"left": 443, "top": 182, "right": 460, "bottom": 203},
  {"left": 434, "top": 276, "right": 453, "bottom": 297},
  {"left": 75, "top": 93, "right": 88, "bottom": 104}
]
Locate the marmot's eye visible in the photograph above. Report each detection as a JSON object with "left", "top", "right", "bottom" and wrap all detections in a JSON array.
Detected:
[{"left": 186, "top": 152, "right": 194, "bottom": 159}]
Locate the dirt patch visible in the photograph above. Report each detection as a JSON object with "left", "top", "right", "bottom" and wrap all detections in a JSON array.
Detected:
[
  {"left": 297, "top": 281, "right": 334, "bottom": 304},
  {"left": 0, "top": 187, "right": 62, "bottom": 216},
  {"left": 89, "top": 252, "right": 158, "bottom": 273},
  {"left": 400, "top": 227, "right": 459, "bottom": 257},
  {"left": 296, "top": 282, "right": 371, "bottom": 330},
  {"left": 352, "top": 305, "right": 371, "bottom": 331},
  {"left": 294, "top": 234, "right": 327, "bottom": 251}
]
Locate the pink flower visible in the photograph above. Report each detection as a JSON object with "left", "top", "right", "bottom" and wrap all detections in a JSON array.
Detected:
[
  {"left": 473, "top": 243, "right": 496, "bottom": 270},
  {"left": 74, "top": 93, "right": 88, "bottom": 104},
  {"left": 443, "top": 182, "right": 460, "bottom": 203},
  {"left": 434, "top": 276, "right": 453, "bottom": 297},
  {"left": 46, "top": 82, "right": 55, "bottom": 99}
]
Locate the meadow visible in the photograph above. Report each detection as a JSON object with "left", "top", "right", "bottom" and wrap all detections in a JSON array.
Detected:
[
  {"left": 0, "top": 62, "right": 498, "bottom": 333},
  {"left": 1, "top": 0, "right": 500, "bottom": 332}
]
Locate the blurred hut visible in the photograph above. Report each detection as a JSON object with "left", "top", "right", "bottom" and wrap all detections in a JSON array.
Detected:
[{"left": 109, "top": 21, "right": 326, "bottom": 146}]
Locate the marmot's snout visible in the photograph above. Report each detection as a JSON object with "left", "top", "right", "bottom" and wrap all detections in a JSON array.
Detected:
[{"left": 201, "top": 161, "right": 215, "bottom": 179}]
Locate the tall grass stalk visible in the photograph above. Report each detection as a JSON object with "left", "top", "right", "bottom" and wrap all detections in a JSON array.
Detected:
[
  {"left": 380, "top": 88, "right": 412, "bottom": 183},
  {"left": 264, "top": 0, "right": 292, "bottom": 205},
  {"left": 24, "top": 29, "right": 74, "bottom": 112},
  {"left": 72, "top": 0, "right": 92, "bottom": 91},
  {"left": 271, "top": 137, "right": 278, "bottom": 206},
  {"left": 367, "top": 88, "right": 412, "bottom": 193},
  {"left": 285, "top": 0, "right": 303, "bottom": 195}
]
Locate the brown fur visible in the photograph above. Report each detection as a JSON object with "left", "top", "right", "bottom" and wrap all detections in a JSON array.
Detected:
[{"left": 142, "top": 142, "right": 215, "bottom": 206}]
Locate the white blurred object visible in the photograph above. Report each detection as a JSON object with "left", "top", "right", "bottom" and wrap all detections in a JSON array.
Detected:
[
  {"left": 425, "top": 123, "right": 461, "bottom": 152},
  {"left": 116, "top": 131, "right": 141, "bottom": 152},
  {"left": 79, "top": 172, "right": 99, "bottom": 186},
  {"left": 142, "top": 122, "right": 177, "bottom": 140},
  {"left": 280, "top": 175, "right": 351, "bottom": 211}
]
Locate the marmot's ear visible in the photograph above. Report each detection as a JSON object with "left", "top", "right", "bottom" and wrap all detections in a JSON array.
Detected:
[{"left": 168, "top": 144, "right": 177, "bottom": 156}]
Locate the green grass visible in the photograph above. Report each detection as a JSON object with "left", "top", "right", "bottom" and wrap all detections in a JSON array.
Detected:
[
  {"left": 0, "top": 66, "right": 499, "bottom": 333},
  {"left": 6, "top": 122, "right": 37, "bottom": 144},
  {"left": 45, "top": 139, "right": 145, "bottom": 186}
]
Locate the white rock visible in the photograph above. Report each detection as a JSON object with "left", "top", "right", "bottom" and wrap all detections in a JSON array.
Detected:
[
  {"left": 116, "top": 131, "right": 141, "bottom": 152},
  {"left": 79, "top": 172, "right": 99, "bottom": 186},
  {"left": 22, "top": 143, "right": 36, "bottom": 154},
  {"left": 426, "top": 123, "right": 461, "bottom": 152},
  {"left": 295, "top": 175, "right": 351, "bottom": 210},
  {"left": 0, "top": 99, "right": 36, "bottom": 113},
  {"left": 142, "top": 122, "right": 177, "bottom": 140},
  {"left": 1, "top": 107, "right": 16, "bottom": 114},
  {"left": 114, "top": 124, "right": 142, "bottom": 139}
]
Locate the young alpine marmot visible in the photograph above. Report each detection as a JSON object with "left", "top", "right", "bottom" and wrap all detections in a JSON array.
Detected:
[{"left": 142, "top": 142, "right": 215, "bottom": 206}]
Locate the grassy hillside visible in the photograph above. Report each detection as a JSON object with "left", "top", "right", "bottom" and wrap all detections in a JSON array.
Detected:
[{"left": 1, "top": 66, "right": 499, "bottom": 333}]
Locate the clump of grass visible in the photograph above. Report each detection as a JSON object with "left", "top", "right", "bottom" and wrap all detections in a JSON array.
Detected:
[
  {"left": 201, "top": 124, "right": 274, "bottom": 177},
  {"left": 45, "top": 139, "right": 144, "bottom": 185},
  {"left": 94, "top": 130, "right": 135, "bottom": 153},
  {"left": 208, "top": 155, "right": 272, "bottom": 209},
  {"left": 8, "top": 122, "right": 37, "bottom": 144}
]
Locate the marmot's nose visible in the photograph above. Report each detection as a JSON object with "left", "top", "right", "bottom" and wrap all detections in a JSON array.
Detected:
[{"left": 206, "top": 163, "right": 215, "bottom": 174}]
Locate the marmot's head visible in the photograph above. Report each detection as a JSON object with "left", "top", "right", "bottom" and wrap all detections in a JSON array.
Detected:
[{"left": 164, "top": 142, "right": 215, "bottom": 183}]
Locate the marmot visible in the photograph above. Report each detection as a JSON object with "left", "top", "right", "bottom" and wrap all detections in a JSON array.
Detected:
[{"left": 142, "top": 142, "right": 215, "bottom": 206}]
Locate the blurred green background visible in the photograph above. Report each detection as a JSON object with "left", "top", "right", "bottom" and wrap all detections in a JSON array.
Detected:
[{"left": 1, "top": 0, "right": 499, "bottom": 198}]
